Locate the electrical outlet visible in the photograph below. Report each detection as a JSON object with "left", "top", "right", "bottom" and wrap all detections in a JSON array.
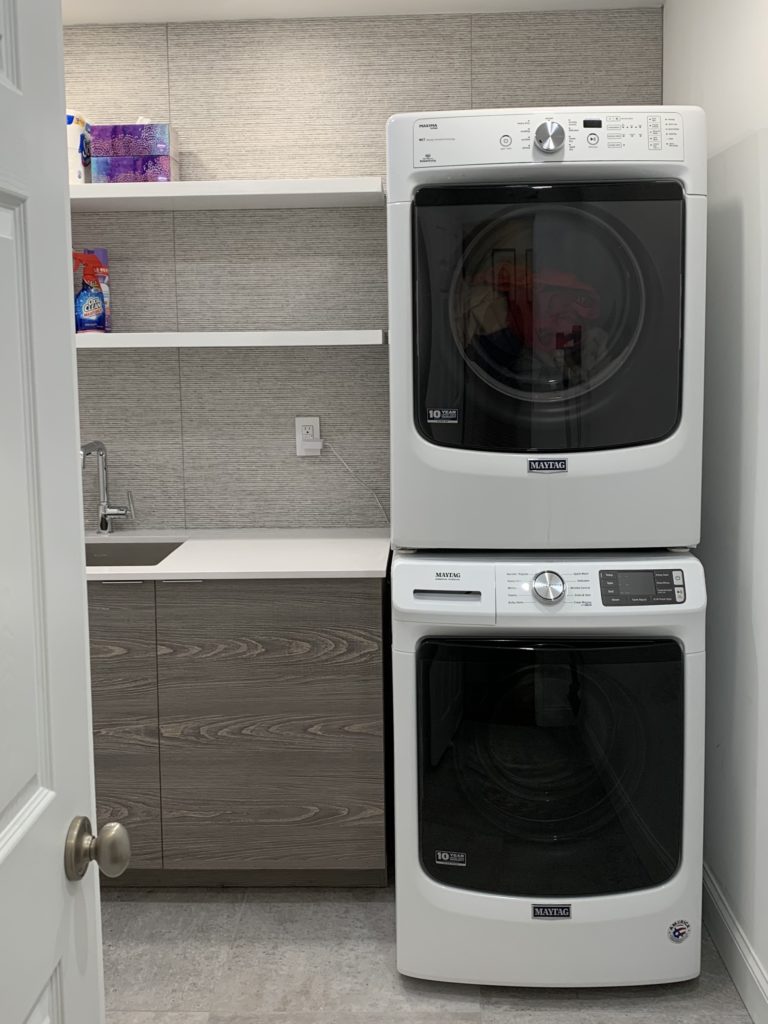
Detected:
[{"left": 295, "top": 416, "right": 322, "bottom": 456}]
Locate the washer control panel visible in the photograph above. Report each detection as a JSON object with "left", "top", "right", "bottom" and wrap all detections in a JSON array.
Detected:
[
  {"left": 413, "top": 110, "right": 684, "bottom": 168},
  {"left": 599, "top": 569, "right": 686, "bottom": 606}
]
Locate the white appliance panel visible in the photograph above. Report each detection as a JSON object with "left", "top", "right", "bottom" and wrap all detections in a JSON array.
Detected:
[
  {"left": 413, "top": 110, "right": 684, "bottom": 168},
  {"left": 391, "top": 552, "right": 706, "bottom": 987}
]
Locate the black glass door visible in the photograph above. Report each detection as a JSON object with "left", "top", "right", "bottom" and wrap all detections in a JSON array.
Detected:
[
  {"left": 417, "top": 638, "right": 684, "bottom": 898},
  {"left": 412, "top": 181, "right": 684, "bottom": 452}
]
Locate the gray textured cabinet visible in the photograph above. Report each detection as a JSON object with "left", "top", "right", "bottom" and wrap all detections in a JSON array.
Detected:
[
  {"left": 87, "top": 581, "right": 163, "bottom": 868},
  {"left": 87, "top": 578, "right": 386, "bottom": 883}
]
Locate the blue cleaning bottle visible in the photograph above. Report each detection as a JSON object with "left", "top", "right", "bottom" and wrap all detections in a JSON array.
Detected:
[{"left": 73, "top": 251, "right": 106, "bottom": 332}]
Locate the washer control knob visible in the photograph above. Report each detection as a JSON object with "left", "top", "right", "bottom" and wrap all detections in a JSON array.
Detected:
[
  {"left": 532, "top": 571, "right": 566, "bottom": 603},
  {"left": 534, "top": 119, "right": 566, "bottom": 153}
]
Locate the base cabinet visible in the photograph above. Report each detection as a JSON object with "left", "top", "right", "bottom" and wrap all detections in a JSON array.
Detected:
[
  {"left": 87, "top": 581, "right": 162, "bottom": 867},
  {"left": 87, "top": 578, "right": 386, "bottom": 882}
]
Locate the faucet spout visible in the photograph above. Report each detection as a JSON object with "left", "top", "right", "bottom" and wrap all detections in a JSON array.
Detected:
[
  {"left": 80, "top": 440, "right": 133, "bottom": 534},
  {"left": 80, "top": 439, "right": 106, "bottom": 471}
]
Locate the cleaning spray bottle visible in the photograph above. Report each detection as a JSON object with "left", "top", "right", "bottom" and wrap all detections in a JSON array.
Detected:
[{"left": 72, "top": 251, "right": 106, "bottom": 333}]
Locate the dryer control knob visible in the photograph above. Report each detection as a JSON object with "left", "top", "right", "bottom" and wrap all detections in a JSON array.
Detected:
[
  {"left": 534, "top": 119, "right": 566, "bottom": 153},
  {"left": 533, "top": 571, "right": 566, "bottom": 603}
]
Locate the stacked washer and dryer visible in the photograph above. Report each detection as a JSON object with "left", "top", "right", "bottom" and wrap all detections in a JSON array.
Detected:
[{"left": 385, "top": 107, "right": 708, "bottom": 987}]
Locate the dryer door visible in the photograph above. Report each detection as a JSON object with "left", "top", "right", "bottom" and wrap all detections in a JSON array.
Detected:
[
  {"left": 412, "top": 181, "right": 684, "bottom": 452},
  {"left": 416, "top": 637, "right": 684, "bottom": 898}
]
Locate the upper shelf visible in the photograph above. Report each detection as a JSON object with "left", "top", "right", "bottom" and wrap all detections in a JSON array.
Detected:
[{"left": 69, "top": 176, "right": 385, "bottom": 212}]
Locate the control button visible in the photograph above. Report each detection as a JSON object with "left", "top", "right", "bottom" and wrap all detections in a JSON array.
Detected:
[
  {"left": 587, "top": 132, "right": 599, "bottom": 145},
  {"left": 675, "top": 587, "right": 686, "bottom": 603},
  {"left": 534, "top": 119, "right": 566, "bottom": 154},
  {"left": 533, "top": 571, "right": 566, "bottom": 603},
  {"left": 672, "top": 570, "right": 684, "bottom": 586},
  {"left": 500, "top": 134, "right": 512, "bottom": 147}
]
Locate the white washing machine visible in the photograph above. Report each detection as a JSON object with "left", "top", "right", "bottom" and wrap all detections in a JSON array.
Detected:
[
  {"left": 386, "top": 106, "right": 707, "bottom": 550},
  {"left": 392, "top": 550, "right": 706, "bottom": 986}
]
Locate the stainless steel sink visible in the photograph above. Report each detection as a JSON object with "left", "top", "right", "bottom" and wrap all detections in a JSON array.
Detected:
[{"left": 85, "top": 541, "right": 182, "bottom": 567}]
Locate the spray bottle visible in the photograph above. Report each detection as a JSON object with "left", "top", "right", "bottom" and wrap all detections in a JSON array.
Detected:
[{"left": 72, "top": 251, "right": 106, "bottom": 333}]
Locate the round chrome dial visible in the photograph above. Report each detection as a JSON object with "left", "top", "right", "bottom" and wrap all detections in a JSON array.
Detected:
[
  {"left": 532, "top": 571, "right": 566, "bottom": 603},
  {"left": 534, "top": 119, "right": 566, "bottom": 153}
]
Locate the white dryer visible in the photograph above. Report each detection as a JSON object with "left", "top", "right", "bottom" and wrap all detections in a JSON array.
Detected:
[
  {"left": 386, "top": 106, "right": 707, "bottom": 550},
  {"left": 391, "top": 550, "right": 706, "bottom": 987}
]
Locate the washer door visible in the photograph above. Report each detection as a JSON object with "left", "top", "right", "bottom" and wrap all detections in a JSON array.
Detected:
[
  {"left": 416, "top": 638, "right": 684, "bottom": 898},
  {"left": 412, "top": 181, "right": 684, "bottom": 452}
]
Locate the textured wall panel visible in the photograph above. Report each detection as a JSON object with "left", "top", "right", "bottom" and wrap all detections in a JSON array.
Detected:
[
  {"left": 71, "top": 212, "right": 178, "bottom": 333},
  {"left": 471, "top": 9, "right": 663, "bottom": 109},
  {"left": 173, "top": 208, "right": 387, "bottom": 331},
  {"left": 63, "top": 24, "right": 171, "bottom": 123},
  {"left": 68, "top": 12, "right": 663, "bottom": 531},
  {"left": 78, "top": 349, "right": 185, "bottom": 532},
  {"left": 167, "top": 16, "right": 471, "bottom": 179},
  {"left": 180, "top": 346, "right": 389, "bottom": 529}
]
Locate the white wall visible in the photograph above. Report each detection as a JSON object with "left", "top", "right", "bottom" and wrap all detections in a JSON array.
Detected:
[{"left": 664, "top": 2, "right": 768, "bottom": 1020}]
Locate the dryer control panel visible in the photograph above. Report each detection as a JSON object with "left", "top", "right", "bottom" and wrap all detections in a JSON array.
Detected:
[
  {"left": 413, "top": 110, "right": 684, "bottom": 168},
  {"left": 599, "top": 569, "right": 686, "bottom": 606}
]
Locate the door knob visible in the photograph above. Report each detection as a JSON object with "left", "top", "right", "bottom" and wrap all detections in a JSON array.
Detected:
[{"left": 64, "top": 815, "right": 131, "bottom": 881}]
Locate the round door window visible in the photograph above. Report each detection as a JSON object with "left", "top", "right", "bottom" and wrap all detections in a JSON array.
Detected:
[
  {"left": 453, "top": 663, "right": 647, "bottom": 843},
  {"left": 449, "top": 206, "right": 646, "bottom": 403}
]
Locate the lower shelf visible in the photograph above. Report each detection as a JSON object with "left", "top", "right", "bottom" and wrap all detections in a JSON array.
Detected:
[{"left": 75, "top": 329, "right": 385, "bottom": 349}]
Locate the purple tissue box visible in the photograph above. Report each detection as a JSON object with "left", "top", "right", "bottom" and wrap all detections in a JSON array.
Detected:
[
  {"left": 91, "top": 156, "right": 179, "bottom": 183},
  {"left": 91, "top": 122, "right": 178, "bottom": 158}
]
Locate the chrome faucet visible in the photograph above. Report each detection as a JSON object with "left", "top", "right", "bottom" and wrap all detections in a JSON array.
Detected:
[{"left": 80, "top": 440, "right": 134, "bottom": 534}]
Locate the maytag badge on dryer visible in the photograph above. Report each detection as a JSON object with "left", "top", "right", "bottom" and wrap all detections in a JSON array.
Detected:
[
  {"left": 528, "top": 459, "right": 568, "bottom": 473},
  {"left": 532, "top": 905, "right": 572, "bottom": 920}
]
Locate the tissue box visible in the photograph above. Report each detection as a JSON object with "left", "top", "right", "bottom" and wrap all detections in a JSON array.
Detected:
[
  {"left": 91, "top": 156, "right": 179, "bottom": 183},
  {"left": 91, "top": 122, "right": 178, "bottom": 158}
]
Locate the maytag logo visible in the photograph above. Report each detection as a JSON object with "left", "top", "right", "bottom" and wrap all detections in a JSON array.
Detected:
[
  {"left": 418, "top": 122, "right": 439, "bottom": 129},
  {"left": 528, "top": 459, "right": 568, "bottom": 474},
  {"left": 436, "top": 571, "right": 461, "bottom": 580},
  {"left": 532, "top": 905, "right": 572, "bottom": 920}
]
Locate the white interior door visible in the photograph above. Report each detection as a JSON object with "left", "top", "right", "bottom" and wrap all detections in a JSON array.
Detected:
[{"left": 0, "top": 2, "right": 105, "bottom": 1022}]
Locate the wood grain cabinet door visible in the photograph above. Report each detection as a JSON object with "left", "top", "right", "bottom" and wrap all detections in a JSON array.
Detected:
[
  {"left": 155, "top": 580, "right": 385, "bottom": 874},
  {"left": 87, "top": 581, "right": 163, "bottom": 867}
]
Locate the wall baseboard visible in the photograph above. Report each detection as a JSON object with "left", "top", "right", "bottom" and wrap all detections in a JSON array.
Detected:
[{"left": 704, "top": 863, "right": 768, "bottom": 1024}]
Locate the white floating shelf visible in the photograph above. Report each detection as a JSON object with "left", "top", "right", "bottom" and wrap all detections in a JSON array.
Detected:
[
  {"left": 75, "top": 330, "right": 385, "bottom": 349},
  {"left": 70, "top": 176, "right": 384, "bottom": 212}
]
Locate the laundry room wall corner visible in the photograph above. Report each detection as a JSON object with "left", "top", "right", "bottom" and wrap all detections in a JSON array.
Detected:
[{"left": 664, "top": 3, "right": 768, "bottom": 1022}]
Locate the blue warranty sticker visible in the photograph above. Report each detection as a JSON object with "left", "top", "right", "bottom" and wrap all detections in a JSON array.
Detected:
[{"left": 668, "top": 920, "right": 691, "bottom": 943}]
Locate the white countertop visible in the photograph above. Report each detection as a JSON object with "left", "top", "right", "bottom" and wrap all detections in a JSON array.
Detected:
[{"left": 85, "top": 528, "right": 391, "bottom": 581}]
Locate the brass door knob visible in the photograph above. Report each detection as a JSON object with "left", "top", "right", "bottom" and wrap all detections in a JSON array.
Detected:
[{"left": 64, "top": 815, "right": 131, "bottom": 881}]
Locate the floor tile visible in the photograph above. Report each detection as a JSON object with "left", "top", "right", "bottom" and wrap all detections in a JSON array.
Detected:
[
  {"left": 107, "top": 1014, "right": 210, "bottom": 1024},
  {"left": 209, "top": 1015, "right": 481, "bottom": 1024},
  {"left": 101, "top": 888, "right": 751, "bottom": 1024},
  {"left": 208, "top": 888, "right": 483, "bottom": 1016},
  {"left": 481, "top": 1012, "right": 751, "bottom": 1023},
  {"left": 102, "top": 888, "right": 246, "bottom": 1012}
]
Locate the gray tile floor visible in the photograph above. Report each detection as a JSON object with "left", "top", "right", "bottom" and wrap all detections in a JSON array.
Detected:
[{"left": 103, "top": 887, "right": 752, "bottom": 1024}]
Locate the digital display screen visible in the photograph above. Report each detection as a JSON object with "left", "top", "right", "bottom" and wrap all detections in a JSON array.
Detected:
[
  {"left": 617, "top": 571, "right": 656, "bottom": 596},
  {"left": 583, "top": 119, "right": 603, "bottom": 128}
]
